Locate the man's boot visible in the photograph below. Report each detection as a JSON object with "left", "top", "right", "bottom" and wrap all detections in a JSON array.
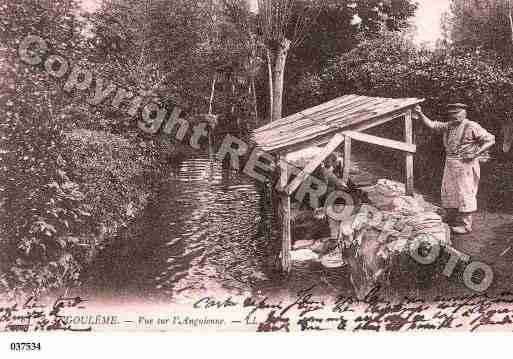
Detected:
[{"left": 451, "top": 212, "right": 473, "bottom": 234}]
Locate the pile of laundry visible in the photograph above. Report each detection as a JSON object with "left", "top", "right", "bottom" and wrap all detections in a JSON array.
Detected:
[
  {"left": 290, "top": 179, "right": 451, "bottom": 269},
  {"left": 361, "top": 179, "right": 451, "bottom": 254}
]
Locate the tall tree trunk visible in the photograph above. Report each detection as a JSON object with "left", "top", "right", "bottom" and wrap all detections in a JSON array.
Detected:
[
  {"left": 266, "top": 49, "right": 274, "bottom": 122},
  {"left": 231, "top": 82, "right": 236, "bottom": 115},
  {"left": 507, "top": 0, "right": 513, "bottom": 46},
  {"left": 506, "top": 0, "right": 513, "bottom": 64},
  {"left": 504, "top": 0, "right": 513, "bottom": 154},
  {"left": 270, "top": 38, "right": 291, "bottom": 122},
  {"left": 251, "top": 77, "right": 258, "bottom": 125}
]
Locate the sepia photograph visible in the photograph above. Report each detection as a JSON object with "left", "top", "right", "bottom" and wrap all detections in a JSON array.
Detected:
[{"left": 1, "top": 0, "right": 513, "bottom": 339}]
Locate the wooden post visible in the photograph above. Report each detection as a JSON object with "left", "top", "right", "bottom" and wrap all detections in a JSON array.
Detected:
[
  {"left": 208, "top": 75, "right": 217, "bottom": 115},
  {"left": 208, "top": 75, "right": 216, "bottom": 166},
  {"left": 281, "top": 194, "right": 292, "bottom": 273},
  {"left": 405, "top": 110, "right": 414, "bottom": 196},
  {"left": 343, "top": 135, "right": 352, "bottom": 183},
  {"left": 280, "top": 157, "right": 292, "bottom": 273},
  {"left": 208, "top": 129, "right": 214, "bottom": 176}
]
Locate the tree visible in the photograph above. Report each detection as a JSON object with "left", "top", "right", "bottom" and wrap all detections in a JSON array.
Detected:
[
  {"left": 253, "top": 0, "right": 324, "bottom": 122},
  {"left": 87, "top": 0, "right": 215, "bottom": 111},
  {"left": 448, "top": 0, "right": 513, "bottom": 62},
  {"left": 446, "top": 0, "right": 513, "bottom": 153},
  {"left": 210, "top": 0, "right": 262, "bottom": 124},
  {"left": 219, "top": 0, "right": 418, "bottom": 122},
  {"left": 0, "top": 0, "right": 92, "bottom": 297},
  {"left": 285, "top": 0, "right": 418, "bottom": 114}
]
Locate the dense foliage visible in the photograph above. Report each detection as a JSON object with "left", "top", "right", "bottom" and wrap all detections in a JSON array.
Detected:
[
  {"left": 0, "top": 0, "right": 88, "bottom": 297},
  {"left": 87, "top": 0, "right": 214, "bottom": 109},
  {"left": 284, "top": 0, "right": 418, "bottom": 115},
  {"left": 0, "top": 0, "right": 159, "bottom": 299},
  {"left": 319, "top": 33, "right": 513, "bottom": 130},
  {"left": 446, "top": 0, "right": 513, "bottom": 64}
]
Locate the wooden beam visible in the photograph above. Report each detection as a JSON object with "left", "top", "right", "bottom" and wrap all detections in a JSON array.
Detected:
[
  {"left": 281, "top": 194, "right": 292, "bottom": 273},
  {"left": 404, "top": 110, "right": 414, "bottom": 196},
  {"left": 343, "top": 135, "right": 351, "bottom": 183},
  {"left": 280, "top": 154, "right": 289, "bottom": 190},
  {"left": 285, "top": 133, "right": 346, "bottom": 195},
  {"left": 279, "top": 156, "right": 292, "bottom": 274},
  {"left": 343, "top": 130, "right": 417, "bottom": 154}
]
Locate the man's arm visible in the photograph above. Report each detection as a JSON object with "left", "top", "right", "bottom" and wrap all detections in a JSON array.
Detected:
[
  {"left": 413, "top": 105, "right": 448, "bottom": 131},
  {"left": 462, "top": 124, "right": 495, "bottom": 162},
  {"left": 475, "top": 139, "right": 495, "bottom": 157}
]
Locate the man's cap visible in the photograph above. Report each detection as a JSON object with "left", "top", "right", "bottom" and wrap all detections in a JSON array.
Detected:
[{"left": 447, "top": 103, "right": 468, "bottom": 113}]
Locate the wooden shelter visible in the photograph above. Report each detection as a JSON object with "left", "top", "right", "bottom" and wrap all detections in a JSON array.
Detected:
[{"left": 251, "top": 94, "right": 425, "bottom": 273}]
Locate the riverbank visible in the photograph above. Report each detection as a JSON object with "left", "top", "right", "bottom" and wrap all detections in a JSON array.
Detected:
[
  {"left": 62, "top": 129, "right": 161, "bottom": 262},
  {"left": 62, "top": 129, "right": 207, "bottom": 297},
  {"left": 0, "top": 124, "right": 198, "bottom": 301}
]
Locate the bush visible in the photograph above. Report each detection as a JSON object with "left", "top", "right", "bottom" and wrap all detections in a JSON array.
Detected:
[
  {"left": 0, "top": 122, "right": 158, "bottom": 299},
  {"left": 0, "top": 51, "right": 160, "bottom": 298},
  {"left": 63, "top": 128, "right": 156, "bottom": 243},
  {"left": 319, "top": 32, "right": 513, "bottom": 131}
]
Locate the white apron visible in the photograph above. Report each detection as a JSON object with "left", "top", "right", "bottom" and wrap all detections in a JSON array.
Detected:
[
  {"left": 441, "top": 158, "right": 480, "bottom": 212},
  {"left": 440, "top": 120, "right": 481, "bottom": 213}
]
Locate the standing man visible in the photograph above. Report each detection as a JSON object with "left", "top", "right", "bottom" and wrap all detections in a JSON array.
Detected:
[{"left": 414, "top": 103, "right": 495, "bottom": 234}]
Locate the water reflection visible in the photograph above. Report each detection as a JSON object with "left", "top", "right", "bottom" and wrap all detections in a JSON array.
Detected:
[{"left": 116, "top": 155, "right": 272, "bottom": 300}]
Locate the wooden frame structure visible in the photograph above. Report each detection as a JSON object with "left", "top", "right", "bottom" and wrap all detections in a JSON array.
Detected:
[{"left": 252, "top": 95, "right": 425, "bottom": 273}]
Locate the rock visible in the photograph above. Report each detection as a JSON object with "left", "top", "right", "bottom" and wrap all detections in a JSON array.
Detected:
[{"left": 345, "top": 179, "right": 452, "bottom": 297}]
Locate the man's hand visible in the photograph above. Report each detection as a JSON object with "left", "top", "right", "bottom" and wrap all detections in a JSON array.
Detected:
[
  {"left": 412, "top": 105, "right": 442, "bottom": 130},
  {"left": 412, "top": 105, "right": 423, "bottom": 120}
]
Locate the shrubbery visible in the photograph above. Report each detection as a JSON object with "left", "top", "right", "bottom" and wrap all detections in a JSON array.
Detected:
[
  {"left": 0, "top": 0, "right": 165, "bottom": 299},
  {"left": 319, "top": 32, "right": 513, "bottom": 132},
  {"left": 0, "top": 59, "right": 159, "bottom": 299}
]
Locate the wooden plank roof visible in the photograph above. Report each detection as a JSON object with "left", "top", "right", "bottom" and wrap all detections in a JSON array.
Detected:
[{"left": 252, "top": 94, "right": 424, "bottom": 153}]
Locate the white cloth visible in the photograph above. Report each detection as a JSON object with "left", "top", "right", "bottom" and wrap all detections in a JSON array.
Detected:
[{"left": 441, "top": 158, "right": 480, "bottom": 212}]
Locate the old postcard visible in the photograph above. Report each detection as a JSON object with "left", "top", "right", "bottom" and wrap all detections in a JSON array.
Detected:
[{"left": 2, "top": 0, "right": 513, "bottom": 340}]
